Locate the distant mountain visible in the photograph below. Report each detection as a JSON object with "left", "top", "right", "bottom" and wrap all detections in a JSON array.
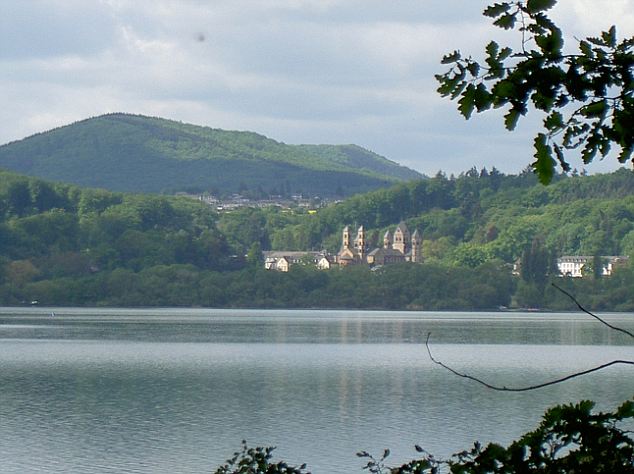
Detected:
[{"left": 0, "top": 113, "right": 422, "bottom": 196}]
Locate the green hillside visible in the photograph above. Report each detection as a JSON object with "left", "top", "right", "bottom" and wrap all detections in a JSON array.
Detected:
[
  {"left": 0, "top": 113, "right": 421, "bottom": 196},
  {"left": 2, "top": 168, "right": 634, "bottom": 310},
  {"left": 262, "top": 167, "right": 634, "bottom": 261}
]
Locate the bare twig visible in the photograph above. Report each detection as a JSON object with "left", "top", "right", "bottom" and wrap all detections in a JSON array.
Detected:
[
  {"left": 425, "top": 285, "right": 633, "bottom": 391},
  {"left": 426, "top": 332, "right": 633, "bottom": 392},
  {"left": 551, "top": 282, "right": 634, "bottom": 339}
]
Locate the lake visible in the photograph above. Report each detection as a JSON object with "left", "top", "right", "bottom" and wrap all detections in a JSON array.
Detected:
[{"left": 0, "top": 308, "right": 632, "bottom": 473}]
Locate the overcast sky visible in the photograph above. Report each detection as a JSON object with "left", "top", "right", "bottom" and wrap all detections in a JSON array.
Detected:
[{"left": 2, "top": 0, "right": 632, "bottom": 176}]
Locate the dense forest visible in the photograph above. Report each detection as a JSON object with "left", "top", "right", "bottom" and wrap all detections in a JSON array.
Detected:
[
  {"left": 1, "top": 168, "right": 634, "bottom": 310},
  {"left": 249, "top": 167, "right": 634, "bottom": 257},
  {"left": 0, "top": 113, "right": 420, "bottom": 196}
]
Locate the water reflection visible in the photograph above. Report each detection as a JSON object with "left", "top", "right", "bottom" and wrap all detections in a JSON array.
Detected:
[
  {"left": 0, "top": 309, "right": 632, "bottom": 473},
  {"left": 1, "top": 309, "right": 633, "bottom": 346}
]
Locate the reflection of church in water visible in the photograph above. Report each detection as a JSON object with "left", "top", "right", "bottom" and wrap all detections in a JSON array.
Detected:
[{"left": 337, "top": 221, "right": 422, "bottom": 266}]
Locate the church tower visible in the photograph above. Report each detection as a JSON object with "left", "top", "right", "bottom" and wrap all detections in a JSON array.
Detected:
[
  {"left": 383, "top": 230, "right": 392, "bottom": 249},
  {"left": 342, "top": 226, "right": 351, "bottom": 250},
  {"left": 392, "top": 222, "right": 410, "bottom": 255},
  {"left": 410, "top": 229, "right": 422, "bottom": 263},
  {"left": 355, "top": 226, "right": 366, "bottom": 261}
]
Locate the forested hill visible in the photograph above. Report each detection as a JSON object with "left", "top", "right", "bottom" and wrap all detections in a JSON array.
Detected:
[
  {"left": 0, "top": 113, "right": 421, "bottom": 196},
  {"left": 254, "top": 167, "right": 634, "bottom": 263},
  {"left": 2, "top": 168, "right": 634, "bottom": 310}
]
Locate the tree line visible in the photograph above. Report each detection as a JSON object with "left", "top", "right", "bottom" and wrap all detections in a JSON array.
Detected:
[{"left": 1, "top": 168, "right": 634, "bottom": 310}]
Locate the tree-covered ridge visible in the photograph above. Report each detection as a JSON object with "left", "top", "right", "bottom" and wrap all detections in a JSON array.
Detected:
[
  {"left": 294, "top": 144, "right": 418, "bottom": 181},
  {"left": 2, "top": 169, "right": 634, "bottom": 310},
  {"left": 0, "top": 170, "right": 237, "bottom": 279},
  {"left": 0, "top": 167, "right": 513, "bottom": 309},
  {"left": 259, "top": 168, "right": 634, "bottom": 265},
  {"left": 0, "top": 113, "right": 421, "bottom": 196}
]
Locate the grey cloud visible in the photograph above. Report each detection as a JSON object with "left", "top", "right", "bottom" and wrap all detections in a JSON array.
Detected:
[
  {"left": 0, "top": 1, "right": 118, "bottom": 59},
  {"left": 235, "top": 0, "right": 488, "bottom": 26},
  {"left": 0, "top": 0, "right": 629, "bottom": 177}
]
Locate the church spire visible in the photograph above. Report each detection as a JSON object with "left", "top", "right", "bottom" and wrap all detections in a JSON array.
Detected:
[
  {"left": 410, "top": 229, "right": 422, "bottom": 263},
  {"left": 356, "top": 226, "right": 366, "bottom": 261},
  {"left": 342, "top": 225, "right": 351, "bottom": 250}
]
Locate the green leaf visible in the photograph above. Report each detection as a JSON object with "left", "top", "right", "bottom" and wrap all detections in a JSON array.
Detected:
[
  {"left": 535, "top": 30, "right": 563, "bottom": 54},
  {"left": 436, "top": 72, "right": 466, "bottom": 98},
  {"left": 581, "top": 139, "right": 599, "bottom": 163},
  {"left": 579, "top": 40, "right": 593, "bottom": 57},
  {"left": 474, "top": 83, "right": 493, "bottom": 111},
  {"left": 436, "top": 73, "right": 457, "bottom": 95},
  {"left": 504, "top": 108, "right": 521, "bottom": 130},
  {"left": 526, "top": 0, "right": 557, "bottom": 14},
  {"left": 533, "top": 12, "right": 557, "bottom": 32},
  {"left": 493, "top": 80, "right": 515, "bottom": 98},
  {"left": 498, "top": 46, "right": 513, "bottom": 61},
  {"left": 618, "top": 145, "right": 633, "bottom": 164},
  {"left": 483, "top": 3, "right": 512, "bottom": 18},
  {"left": 458, "top": 84, "right": 477, "bottom": 119},
  {"left": 493, "top": 13, "right": 516, "bottom": 30},
  {"left": 602, "top": 25, "right": 617, "bottom": 47},
  {"left": 449, "top": 81, "right": 468, "bottom": 100},
  {"left": 544, "top": 111, "right": 563, "bottom": 131},
  {"left": 533, "top": 133, "right": 555, "bottom": 184},
  {"left": 485, "top": 41, "right": 499, "bottom": 58},
  {"left": 582, "top": 100, "right": 608, "bottom": 118},
  {"left": 466, "top": 61, "right": 480, "bottom": 77},
  {"left": 485, "top": 41, "right": 502, "bottom": 71},
  {"left": 615, "top": 400, "right": 634, "bottom": 419},
  {"left": 531, "top": 90, "right": 554, "bottom": 111},
  {"left": 587, "top": 35, "right": 607, "bottom": 47},
  {"left": 441, "top": 50, "right": 461, "bottom": 64}
]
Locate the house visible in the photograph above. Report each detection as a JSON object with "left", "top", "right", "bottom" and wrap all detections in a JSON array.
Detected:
[
  {"left": 316, "top": 255, "right": 335, "bottom": 270},
  {"left": 264, "top": 251, "right": 330, "bottom": 272},
  {"left": 337, "top": 222, "right": 422, "bottom": 266},
  {"left": 557, "top": 255, "right": 629, "bottom": 277},
  {"left": 274, "top": 256, "right": 290, "bottom": 272}
]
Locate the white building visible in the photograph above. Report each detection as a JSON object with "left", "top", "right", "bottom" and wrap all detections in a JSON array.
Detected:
[
  {"left": 557, "top": 255, "right": 629, "bottom": 278},
  {"left": 264, "top": 251, "right": 331, "bottom": 272}
]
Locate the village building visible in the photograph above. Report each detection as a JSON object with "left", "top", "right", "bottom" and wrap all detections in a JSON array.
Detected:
[
  {"left": 557, "top": 255, "right": 630, "bottom": 278},
  {"left": 264, "top": 222, "right": 423, "bottom": 271},
  {"left": 264, "top": 251, "right": 329, "bottom": 272},
  {"left": 337, "top": 221, "right": 422, "bottom": 266},
  {"left": 336, "top": 225, "right": 366, "bottom": 266},
  {"left": 316, "top": 255, "right": 335, "bottom": 270}
]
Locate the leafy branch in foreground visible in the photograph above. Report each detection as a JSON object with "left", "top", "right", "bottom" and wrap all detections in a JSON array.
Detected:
[
  {"left": 437, "top": 0, "right": 633, "bottom": 184},
  {"left": 214, "top": 440, "right": 310, "bottom": 474},
  {"left": 215, "top": 400, "right": 634, "bottom": 473},
  {"left": 391, "top": 399, "right": 634, "bottom": 474}
]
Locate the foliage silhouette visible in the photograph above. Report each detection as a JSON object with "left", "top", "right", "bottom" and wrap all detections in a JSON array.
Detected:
[
  {"left": 437, "top": 1, "right": 633, "bottom": 183},
  {"left": 215, "top": 400, "right": 634, "bottom": 473},
  {"left": 214, "top": 440, "right": 310, "bottom": 474},
  {"left": 389, "top": 399, "right": 634, "bottom": 474}
]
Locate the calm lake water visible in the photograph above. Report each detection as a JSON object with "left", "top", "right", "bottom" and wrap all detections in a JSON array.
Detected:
[{"left": 0, "top": 308, "right": 632, "bottom": 473}]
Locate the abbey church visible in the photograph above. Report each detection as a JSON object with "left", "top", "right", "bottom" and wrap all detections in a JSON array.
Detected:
[{"left": 337, "top": 221, "right": 422, "bottom": 266}]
